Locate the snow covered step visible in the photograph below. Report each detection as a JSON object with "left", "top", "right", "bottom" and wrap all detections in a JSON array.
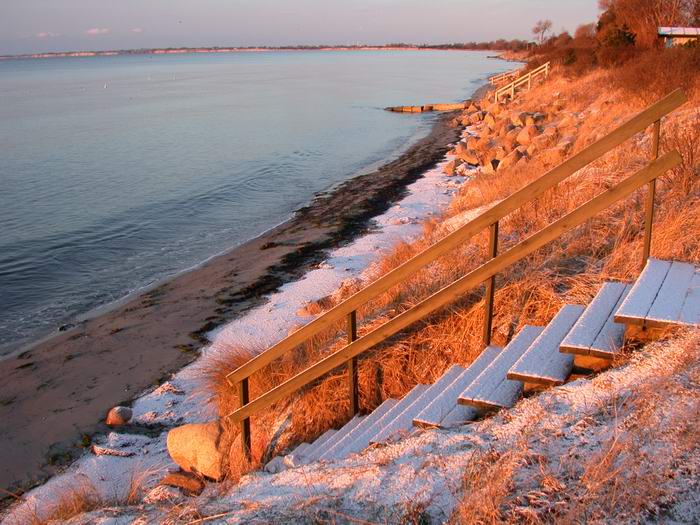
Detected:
[
  {"left": 459, "top": 325, "right": 543, "bottom": 411},
  {"left": 561, "top": 282, "right": 631, "bottom": 358},
  {"left": 646, "top": 261, "right": 698, "bottom": 326},
  {"left": 316, "top": 398, "right": 398, "bottom": 461},
  {"left": 303, "top": 414, "right": 365, "bottom": 462},
  {"left": 679, "top": 271, "right": 700, "bottom": 325},
  {"left": 321, "top": 384, "right": 429, "bottom": 460},
  {"left": 413, "top": 346, "right": 501, "bottom": 428},
  {"left": 369, "top": 365, "right": 467, "bottom": 444},
  {"left": 301, "top": 428, "right": 336, "bottom": 460},
  {"left": 615, "top": 259, "right": 700, "bottom": 328},
  {"left": 508, "top": 305, "right": 584, "bottom": 386}
]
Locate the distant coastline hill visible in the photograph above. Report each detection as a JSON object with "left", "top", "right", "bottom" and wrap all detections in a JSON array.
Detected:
[{"left": 0, "top": 40, "right": 530, "bottom": 60}]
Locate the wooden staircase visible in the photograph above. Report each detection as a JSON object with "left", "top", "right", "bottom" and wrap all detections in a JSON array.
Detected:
[
  {"left": 265, "top": 260, "right": 699, "bottom": 473},
  {"left": 224, "top": 89, "right": 688, "bottom": 465}
]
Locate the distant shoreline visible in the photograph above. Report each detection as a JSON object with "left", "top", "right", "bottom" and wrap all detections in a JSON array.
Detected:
[{"left": 0, "top": 45, "right": 519, "bottom": 61}]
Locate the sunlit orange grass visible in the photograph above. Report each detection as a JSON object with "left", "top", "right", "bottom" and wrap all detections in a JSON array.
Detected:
[{"left": 198, "top": 68, "right": 700, "bottom": 480}]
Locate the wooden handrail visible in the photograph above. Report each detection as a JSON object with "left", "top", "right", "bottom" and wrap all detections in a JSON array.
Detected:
[
  {"left": 489, "top": 68, "right": 522, "bottom": 85},
  {"left": 494, "top": 62, "right": 550, "bottom": 103},
  {"left": 225, "top": 88, "right": 685, "bottom": 386},
  {"left": 227, "top": 151, "right": 681, "bottom": 423},
  {"left": 227, "top": 90, "right": 685, "bottom": 459}
]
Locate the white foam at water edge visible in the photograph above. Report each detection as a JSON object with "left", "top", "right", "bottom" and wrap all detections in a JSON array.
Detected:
[{"left": 7, "top": 132, "right": 476, "bottom": 521}]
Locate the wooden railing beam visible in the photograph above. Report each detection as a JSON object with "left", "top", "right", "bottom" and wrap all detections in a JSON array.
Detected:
[
  {"left": 226, "top": 151, "right": 681, "bottom": 423},
  {"left": 482, "top": 221, "right": 499, "bottom": 346},
  {"left": 225, "top": 89, "right": 686, "bottom": 387},
  {"left": 642, "top": 119, "right": 661, "bottom": 268},
  {"left": 347, "top": 310, "right": 359, "bottom": 417}
]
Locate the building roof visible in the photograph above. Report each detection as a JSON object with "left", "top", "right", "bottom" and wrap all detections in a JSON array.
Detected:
[{"left": 658, "top": 26, "right": 700, "bottom": 37}]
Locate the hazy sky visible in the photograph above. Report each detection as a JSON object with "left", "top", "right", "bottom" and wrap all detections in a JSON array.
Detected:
[{"left": 0, "top": 0, "right": 600, "bottom": 55}]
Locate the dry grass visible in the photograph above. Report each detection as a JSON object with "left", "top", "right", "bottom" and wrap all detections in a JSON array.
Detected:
[
  {"left": 6, "top": 467, "right": 155, "bottom": 525},
  {"left": 197, "top": 63, "right": 700, "bottom": 482},
  {"left": 451, "top": 330, "right": 700, "bottom": 524}
]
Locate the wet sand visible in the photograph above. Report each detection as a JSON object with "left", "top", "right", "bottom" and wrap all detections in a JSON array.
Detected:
[{"left": 0, "top": 110, "right": 461, "bottom": 498}]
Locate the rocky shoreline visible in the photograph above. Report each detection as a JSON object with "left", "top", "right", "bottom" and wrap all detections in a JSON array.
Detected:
[{"left": 0, "top": 101, "right": 463, "bottom": 501}]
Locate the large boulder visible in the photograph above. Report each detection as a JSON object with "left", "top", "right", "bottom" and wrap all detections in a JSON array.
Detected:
[
  {"left": 167, "top": 421, "right": 226, "bottom": 481},
  {"left": 469, "top": 111, "right": 485, "bottom": 125},
  {"left": 483, "top": 113, "right": 497, "bottom": 130},
  {"left": 457, "top": 148, "right": 481, "bottom": 166},
  {"left": 498, "top": 149, "right": 523, "bottom": 171},
  {"left": 510, "top": 112, "right": 528, "bottom": 127},
  {"left": 516, "top": 125, "right": 539, "bottom": 146}
]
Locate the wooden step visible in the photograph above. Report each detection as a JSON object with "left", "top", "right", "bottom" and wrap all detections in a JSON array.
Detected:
[
  {"left": 679, "top": 271, "right": 700, "bottom": 325},
  {"left": 315, "top": 398, "right": 398, "bottom": 461},
  {"left": 369, "top": 365, "right": 466, "bottom": 444},
  {"left": 615, "top": 259, "right": 700, "bottom": 328},
  {"left": 459, "top": 326, "right": 543, "bottom": 411},
  {"left": 507, "top": 305, "right": 583, "bottom": 386},
  {"left": 413, "top": 346, "right": 501, "bottom": 428},
  {"left": 303, "top": 414, "right": 365, "bottom": 462},
  {"left": 319, "top": 385, "right": 428, "bottom": 461},
  {"left": 307, "top": 428, "right": 337, "bottom": 454},
  {"left": 561, "top": 282, "right": 631, "bottom": 359}
]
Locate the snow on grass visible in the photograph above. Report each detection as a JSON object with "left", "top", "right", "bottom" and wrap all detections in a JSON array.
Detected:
[{"left": 50, "top": 329, "right": 699, "bottom": 524}]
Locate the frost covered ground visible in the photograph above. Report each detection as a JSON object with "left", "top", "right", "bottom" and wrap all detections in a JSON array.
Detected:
[{"left": 15, "top": 329, "right": 699, "bottom": 524}]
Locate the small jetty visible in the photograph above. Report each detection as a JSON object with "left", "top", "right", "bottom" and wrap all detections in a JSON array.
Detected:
[{"left": 384, "top": 101, "right": 471, "bottom": 113}]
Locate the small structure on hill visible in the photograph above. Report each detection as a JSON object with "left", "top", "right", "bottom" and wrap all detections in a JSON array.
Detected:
[{"left": 658, "top": 26, "right": 700, "bottom": 47}]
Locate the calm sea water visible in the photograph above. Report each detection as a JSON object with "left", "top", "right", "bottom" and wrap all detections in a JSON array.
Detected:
[{"left": 0, "top": 50, "right": 510, "bottom": 354}]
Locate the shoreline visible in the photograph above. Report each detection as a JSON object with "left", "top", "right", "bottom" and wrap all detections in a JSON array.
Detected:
[{"left": 0, "top": 103, "right": 464, "bottom": 497}]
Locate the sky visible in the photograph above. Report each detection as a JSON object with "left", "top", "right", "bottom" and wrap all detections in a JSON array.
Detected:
[{"left": 0, "top": 0, "right": 600, "bottom": 55}]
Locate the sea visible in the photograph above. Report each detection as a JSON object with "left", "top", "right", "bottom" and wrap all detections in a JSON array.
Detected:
[{"left": 0, "top": 49, "right": 511, "bottom": 355}]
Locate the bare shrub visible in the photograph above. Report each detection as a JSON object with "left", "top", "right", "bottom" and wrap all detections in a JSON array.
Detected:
[{"left": 608, "top": 47, "right": 700, "bottom": 105}]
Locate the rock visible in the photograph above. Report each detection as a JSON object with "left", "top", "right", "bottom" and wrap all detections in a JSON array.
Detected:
[
  {"left": 474, "top": 136, "right": 492, "bottom": 152},
  {"left": 482, "top": 159, "right": 500, "bottom": 174},
  {"left": 510, "top": 112, "right": 527, "bottom": 127},
  {"left": 527, "top": 143, "right": 538, "bottom": 157},
  {"left": 469, "top": 111, "right": 485, "bottom": 124},
  {"left": 160, "top": 471, "right": 205, "bottom": 496},
  {"left": 466, "top": 136, "right": 480, "bottom": 150},
  {"left": 516, "top": 125, "right": 539, "bottom": 146},
  {"left": 467, "top": 103, "right": 479, "bottom": 113},
  {"left": 484, "top": 113, "right": 497, "bottom": 129},
  {"left": 558, "top": 137, "right": 576, "bottom": 154},
  {"left": 457, "top": 148, "right": 481, "bottom": 166},
  {"left": 532, "top": 133, "right": 555, "bottom": 150},
  {"left": 558, "top": 114, "right": 578, "bottom": 130},
  {"left": 106, "top": 406, "right": 132, "bottom": 426},
  {"left": 498, "top": 149, "right": 522, "bottom": 171},
  {"left": 91, "top": 445, "right": 135, "bottom": 457},
  {"left": 540, "top": 146, "right": 567, "bottom": 167},
  {"left": 494, "top": 146, "right": 508, "bottom": 161},
  {"left": 456, "top": 163, "right": 472, "bottom": 176},
  {"left": 167, "top": 421, "right": 226, "bottom": 481}
]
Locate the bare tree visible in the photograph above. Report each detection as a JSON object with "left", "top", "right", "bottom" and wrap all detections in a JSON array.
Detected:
[
  {"left": 601, "top": 0, "right": 697, "bottom": 47},
  {"left": 533, "top": 19, "right": 554, "bottom": 44}
]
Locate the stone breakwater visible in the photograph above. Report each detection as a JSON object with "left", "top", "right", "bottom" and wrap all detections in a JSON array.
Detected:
[
  {"left": 440, "top": 97, "right": 581, "bottom": 176},
  {"left": 385, "top": 101, "right": 470, "bottom": 113}
]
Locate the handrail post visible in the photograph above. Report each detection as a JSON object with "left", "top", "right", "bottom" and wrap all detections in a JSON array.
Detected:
[
  {"left": 347, "top": 310, "right": 359, "bottom": 417},
  {"left": 642, "top": 119, "right": 661, "bottom": 269},
  {"left": 238, "top": 377, "right": 251, "bottom": 461},
  {"left": 483, "top": 221, "right": 499, "bottom": 346}
]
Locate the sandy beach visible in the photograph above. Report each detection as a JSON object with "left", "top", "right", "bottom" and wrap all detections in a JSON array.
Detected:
[{"left": 0, "top": 108, "right": 462, "bottom": 499}]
